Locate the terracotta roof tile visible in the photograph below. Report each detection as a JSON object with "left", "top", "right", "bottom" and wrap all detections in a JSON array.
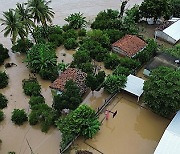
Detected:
[
  {"left": 112, "top": 35, "right": 147, "bottom": 57},
  {"left": 50, "top": 68, "right": 87, "bottom": 94}
]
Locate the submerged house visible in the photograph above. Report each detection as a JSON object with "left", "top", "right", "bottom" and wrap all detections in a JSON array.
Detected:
[
  {"left": 50, "top": 68, "right": 87, "bottom": 95},
  {"left": 143, "top": 52, "right": 180, "bottom": 76},
  {"left": 155, "top": 19, "right": 180, "bottom": 44},
  {"left": 154, "top": 111, "right": 180, "bottom": 154},
  {"left": 112, "top": 34, "right": 147, "bottom": 58}
]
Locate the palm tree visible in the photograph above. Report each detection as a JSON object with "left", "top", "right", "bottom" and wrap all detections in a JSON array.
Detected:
[
  {"left": 27, "top": 0, "right": 54, "bottom": 27},
  {"left": 0, "top": 9, "right": 27, "bottom": 44},
  {"left": 15, "top": 3, "right": 35, "bottom": 34}
]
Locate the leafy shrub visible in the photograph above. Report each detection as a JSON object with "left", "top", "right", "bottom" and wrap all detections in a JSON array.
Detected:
[
  {"left": 48, "top": 34, "right": 64, "bottom": 47},
  {"left": 56, "top": 105, "right": 100, "bottom": 149},
  {"left": 26, "top": 43, "right": 58, "bottom": 80},
  {"left": 29, "top": 95, "right": 45, "bottom": 108},
  {"left": 0, "top": 110, "right": 4, "bottom": 122},
  {"left": 73, "top": 50, "right": 91, "bottom": 65},
  {"left": 64, "top": 38, "right": 78, "bottom": 50},
  {"left": 78, "top": 28, "right": 87, "bottom": 36},
  {"left": 113, "top": 66, "right": 131, "bottom": 76},
  {"left": 104, "top": 53, "right": 120, "bottom": 70},
  {"left": 143, "top": 67, "right": 180, "bottom": 117},
  {"left": 77, "top": 62, "right": 94, "bottom": 74},
  {"left": 11, "top": 109, "right": 28, "bottom": 125},
  {"left": 125, "top": 5, "right": 140, "bottom": 23},
  {"left": 0, "top": 71, "right": 8, "bottom": 89},
  {"left": 62, "top": 29, "right": 78, "bottom": 40},
  {"left": 29, "top": 104, "right": 57, "bottom": 132},
  {"left": 104, "top": 75, "right": 127, "bottom": 93},
  {"left": 164, "top": 44, "right": 180, "bottom": 58},
  {"left": 0, "top": 43, "right": 9, "bottom": 65},
  {"left": 119, "top": 57, "right": 140, "bottom": 71},
  {"left": 11, "top": 39, "right": 33, "bottom": 53},
  {"left": 52, "top": 80, "right": 82, "bottom": 113},
  {"left": 65, "top": 12, "right": 87, "bottom": 29},
  {"left": 0, "top": 93, "right": 8, "bottom": 109},
  {"left": 22, "top": 78, "right": 41, "bottom": 96},
  {"left": 62, "top": 24, "right": 71, "bottom": 32}
]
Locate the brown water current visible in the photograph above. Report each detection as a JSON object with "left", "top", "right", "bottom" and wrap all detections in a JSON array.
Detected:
[{"left": 0, "top": 0, "right": 169, "bottom": 154}]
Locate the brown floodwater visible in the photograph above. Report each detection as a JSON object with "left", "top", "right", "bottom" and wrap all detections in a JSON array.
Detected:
[{"left": 1, "top": 0, "right": 169, "bottom": 154}]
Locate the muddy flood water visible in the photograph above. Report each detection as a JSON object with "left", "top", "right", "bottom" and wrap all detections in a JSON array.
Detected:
[{"left": 0, "top": 0, "right": 170, "bottom": 154}]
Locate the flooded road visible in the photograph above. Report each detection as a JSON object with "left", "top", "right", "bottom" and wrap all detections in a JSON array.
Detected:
[{"left": 1, "top": 0, "right": 168, "bottom": 154}]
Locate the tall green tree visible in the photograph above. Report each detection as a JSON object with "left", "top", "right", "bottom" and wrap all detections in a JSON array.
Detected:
[
  {"left": 27, "top": 0, "right": 54, "bottom": 27},
  {"left": 143, "top": 66, "right": 180, "bottom": 117},
  {"left": 15, "top": 3, "right": 35, "bottom": 34},
  {"left": 0, "top": 9, "right": 27, "bottom": 44}
]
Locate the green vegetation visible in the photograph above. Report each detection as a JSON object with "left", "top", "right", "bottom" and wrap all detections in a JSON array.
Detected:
[
  {"left": 29, "top": 104, "right": 56, "bottom": 132},
  {"left": 65, "top": 12, "right": 87, "bottom": 29},
  {"left": 22, "top": 78, "right": 41, "bottom": 96},
  {"left": 11, "top": 38, "right": 33, "bottom": 53},
  {"left": 143, "top": 67, "right": 180, "bottom": 117},
  {"left": 0, "top": 110, "right": 4, "bottom": 122},
  {"left": 86, "top": 71, "right": 105, "bottom": 92},
  {"left": 64, "top": 38, "right": 78, "bottom": 50},
  {"left": 113, "top": 66, "right": 131, "bottom": 76},
  {"left": 170, "top": 0, "right": 180, "bottom": 17},
  {"left": 56, "top": 105, "right": 100, "bottom": 150},
  {"left": 0, "top": 93, "right": 8, "bottom": 109},
  {"left": 104, "top": 75, "right": 127, "bottom": 94},
  {"left": 0, "top": 71, "right": 9, "bottom": 89},
  {"left": 164, "top": 44, "right": 180, "bottom": 58},
  {"left": 26, "top": 43, "right": 58, "bottom": 81},
  {"left": 139, "top": 0, "right": 171, "bottom": 22},
  {"left": 0, "top": 44, "right": 9, "bottom": 65},
  {"left": 52, "top": 80, "right": 82, "bottom": 113},
  {"left": 11, "top": 109, "right": 28, "bottom": 125},
  {"left": 104, "top": 53, "right": 120, "bottom": 70},
  {"left": 29, "top": 95, "right": 45, "bottom": 108}
]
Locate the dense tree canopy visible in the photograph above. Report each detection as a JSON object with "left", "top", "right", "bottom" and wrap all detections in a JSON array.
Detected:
[
  {"left": 0, "top": 44, "right": 9, "bottom": 65},
  {"left": 56, "top": 105, "right": 100, "bottom": 150},
  {"left": 143, "top": 67, "right": 180, "bottom": 117}
]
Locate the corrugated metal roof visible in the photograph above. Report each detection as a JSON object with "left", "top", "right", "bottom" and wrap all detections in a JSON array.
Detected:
[
  {"left": 163, "top": 20, "right": 180, "bottom": 41},
  {"left": 122, "top": 74, "right": 144, "bottom": 97},
  {"left": 154, "top": 111, "right": 180, "bottom": 154}
]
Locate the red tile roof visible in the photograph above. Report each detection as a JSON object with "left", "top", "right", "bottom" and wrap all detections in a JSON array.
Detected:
[
  {"left": 50, "top": 68, "right": 87, "bottom": 94},
  {"left": 112, "top": 35, "right": 147, "bottom": 57}
]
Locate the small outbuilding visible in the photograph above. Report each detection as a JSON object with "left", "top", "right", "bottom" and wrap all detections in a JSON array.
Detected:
[
  {"left": 122, "top": 74, "right": 145, "bottom": 101},
  {"left": 155, "top": 18, "right": 180, "bottom": 44},
  {"left": 50, "top": 68, "right": 87, "bottom": 95},
  {"left": 143, "top": 52, "right": 180, "bottom": 76},
  {"left": 154, "top": 111, "right": 180, "bottom": 154},
  {"left": 112, "top": 34, "right": 147, "bottom": 58}
]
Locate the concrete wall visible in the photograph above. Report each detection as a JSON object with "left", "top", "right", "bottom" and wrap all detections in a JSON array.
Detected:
[
  {"left": 112, "top": 46, "right": 127, "bottom": 56},
  {"left": 143, "top": 69, "right": 150, "bottom": 77},
  {"left": 155, "top": 31, "right": 176, "bottom": 44}
]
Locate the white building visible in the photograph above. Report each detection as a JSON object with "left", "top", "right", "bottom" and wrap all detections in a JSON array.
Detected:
[
  {"left": 154, "top": 111, "right": 180, "bottom": 154},
  {"left": 155, "top": 19, "right": 180, "bottom": 44}
]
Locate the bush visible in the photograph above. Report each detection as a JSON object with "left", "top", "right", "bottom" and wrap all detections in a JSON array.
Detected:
[
  {"left": 143, "top": 67, "right": 180, "bottom": 117},
  {"left": 22, "top": 78, "right": 41, "bottom": 96},
  {"left": 0, "top": 93, "right": 8, "bottom": 109},
  {"left": 78, "top": 28, "right": 87, "bottom": 37},
  {"left": 39, "top": 66, "right": 58, "bottom": 81},
  {"left": 62, "top": 24, "right": 71, "bottom": 32},
  {"left": 0, "top": 43, "right": 9, "bottom": 65},
  {"left": 56, "top": 105, "right": 100, "bottom": 149},
  {"left": 29, "top": 95, "right": 45, "bottom": 108},
  {"left": 73, "top": 50, "right": 91, "bottom": 65},
  {"left": 48, "top": 34, "right": 64, "bottom": 47},
  {"left": 104, "top": 53, "right": 120, "bottom": 70},
  {"left": 113, "top": 66, "right": 131, "bottom": 76},
  {"left": 65, "top": 12, "right": 87, "bottom": 29},
  {"left": 0, "top": 110, "right": 4, "bottom": 122},
  {"left": 77, "top": 62, "right": 94, "bottom": 74},
  {"left": 11, "top": 39, "right": 33, "bottom": 53},
  {"left": 62, "top": 29, "right": 78, "bottom": 40},
  {"left": 29, "top": 104, "right": 57, "bottom": 132},
  {"left": 164, "top": 44, "right": 180, "bottom": 58},
  {"left": 104, "top": 75, "right": 127, "bottom": 93},
  {"left": 64, "top": 38, "right": 78, "bottom": 50},
  {"left": 119, "top": 57, "right": 140, "bottom": 71},
  {"left": 11, "top": 109, "right": 28, "bottom": 125},
  {"left": 0, "top": 71, "right": 8, "bottom": 89}
]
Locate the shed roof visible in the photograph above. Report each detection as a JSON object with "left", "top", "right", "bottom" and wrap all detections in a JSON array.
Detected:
[
  {"left": 154, "top": 111, "right": 180, "bottom": 154},
  {"left": 122, "top": 74, "right": 144, "bottom": 97},
  {"left": 163, "top": 20, "right": 180, "bottom": 42},
  {"left": 50, "top": 68, "right": 87, "bottom": 94},
  {"left": 145, "top": 52, "right": 180, "bottom": 71},
  {"left": 112, "top": 35, "right": 147, "bottom": 57}
]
